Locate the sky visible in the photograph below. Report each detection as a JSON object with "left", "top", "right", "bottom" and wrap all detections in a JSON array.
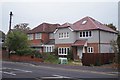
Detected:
[{"left": 0, "top": 0, "right": 119, "bottom": 34}]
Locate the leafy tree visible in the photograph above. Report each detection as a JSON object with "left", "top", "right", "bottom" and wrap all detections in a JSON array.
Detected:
[
  {"left": 6, "top": 30, "right": 29, "bottom": 52},
  {"left": 110, "top": 40, "right": 118, "bottom": 63},
  {"left": 13, "top": 23, "right": 30, "bottom": 33},
  {"left": 105, "top": 23, "right": 117, "bottom": 31},
  {"left": 117, "top": 31, "right": 120, "bottom": 53},
  {"left": 117, "top": 31, "right": 120, "bottom": 64}
]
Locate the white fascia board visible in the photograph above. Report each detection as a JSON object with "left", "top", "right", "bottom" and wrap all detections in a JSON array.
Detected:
[
  {"left": 68, "top": 27, "right": 74, "bottom": 31},
  {"left": 53, "top": 29, "right": 58, "bottom": 34}
]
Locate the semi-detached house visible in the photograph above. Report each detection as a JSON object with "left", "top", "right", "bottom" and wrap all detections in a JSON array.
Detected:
[{"left": 27, "top": 16, "right": 117, "bottom": 60}]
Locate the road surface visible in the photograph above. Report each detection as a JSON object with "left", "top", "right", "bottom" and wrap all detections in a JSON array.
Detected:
[{"left": 1, "top": 61, "right": 119, "bottom": 80}]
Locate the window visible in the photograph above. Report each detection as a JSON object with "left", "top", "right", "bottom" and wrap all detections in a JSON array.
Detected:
[
  {"left": 59, "top": 32, "right": 69, "bottom": 39},
  {"left": 27, "top": 34, "right": 33, "bottom": 40},
  {"left": 82, "top": 20, "right": 87, "bottom": 24},
  {"left": 79, "top": 31, "right": 92, "bottom": 38},
  {"left": 45, "top": 45, "right": 54, "bottom": 52},
  {"left": 35, "top": 33, "right": 41, "bottom": 39},
  {"left": 58, "top": 47, "right": 70, "bottom": 55},
  {"left": 87, "top": 47, "right": 94, "bottom": 53}
]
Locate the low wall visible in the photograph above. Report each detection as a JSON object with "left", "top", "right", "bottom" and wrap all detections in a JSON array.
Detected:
[{"left": 10, "top": 55, "right": 43, "bottom": 62}]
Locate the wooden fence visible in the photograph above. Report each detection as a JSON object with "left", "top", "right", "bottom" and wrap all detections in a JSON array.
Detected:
[{"left": 82, "top": 53, "right": 115, "bottom": 66}]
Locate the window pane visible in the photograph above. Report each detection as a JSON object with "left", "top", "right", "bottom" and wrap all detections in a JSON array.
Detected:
[
  {"left": 80, "top": 32, "right": 82, "bottom": 37},
  {"left": 89, "top": 31, "right": 91, "bottom": 36},
  {"left": 83, "top": 32, "right": 85, "bottom": 37},
  {"left": 86, "top": 31, "right": 88, "bottom": 37},
  {"left": 64, "top": 33, "right": 66, "bottom": 37},
  {"left": 67, "top": 32, "right": 69, "bottom": 38}
]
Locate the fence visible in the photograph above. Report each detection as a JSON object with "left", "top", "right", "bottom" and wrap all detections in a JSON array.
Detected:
[{"left": 82, "top": 53, "right": 115, "bottom": 66}]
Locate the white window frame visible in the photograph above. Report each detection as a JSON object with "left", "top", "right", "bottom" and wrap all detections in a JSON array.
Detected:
[
  {"left": 79, "top": 31, "right": 92, "bottom": 38},
  {"left": 87, "top": 47, "right": 94, "bottom": 53},
  {"left": 28, "top": 34, "right": 33, "bottom": 40},
  {"left": 44, "top": 45, "right": 54, "bottom": 52},
  {"left": 35, "top": 33, "right": 41, "bottom": 39},
  {"left": 58, "top": 32, "right": 69, "bottom": 39},
  {"left": 58, "top": 47, "right": 70, "bottom": 55}
]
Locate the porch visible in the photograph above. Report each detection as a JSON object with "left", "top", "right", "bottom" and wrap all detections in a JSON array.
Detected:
[{"left": 72, "top": 40, "right": 87, "bottom": 61}]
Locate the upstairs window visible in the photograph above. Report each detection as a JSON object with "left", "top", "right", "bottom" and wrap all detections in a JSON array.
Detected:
[
  {"left": 27, "top": 34, "right": 33, "bottom": 40},
  {"left": 35, "top": 33, "right": 41, "bottom": 39},
  {"left": 79, "top": 31, "right": 92, "bottom": 38},
  {"left": 59, "top": 32, "right": 69, "bottom": 39}
]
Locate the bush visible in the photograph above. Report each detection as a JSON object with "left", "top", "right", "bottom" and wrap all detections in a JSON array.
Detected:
[
  {"left": 33, "top": 50, "right": 42, "bottom": 58},
  {"left": 16, "top": 48, "right": 33, "bottom": 56},
  {"left": 42, "top": 53, "right": 59, "bottom": 64}
]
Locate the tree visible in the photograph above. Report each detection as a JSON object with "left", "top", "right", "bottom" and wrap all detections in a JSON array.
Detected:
[
  {"left": 110, "top": 40, "right": 118, "bottom": 63},
  {"left": 6, "top": 30, "right": 29, "bottom": 52},
  {"left": 13, "top": 23, "right": 30, "bottom": 33},
  {"left": 117, "top": 31, "right": 120, "bottom": 64},
  {"left": 105, "top": 23, "right": 117, "bottom": 31}
]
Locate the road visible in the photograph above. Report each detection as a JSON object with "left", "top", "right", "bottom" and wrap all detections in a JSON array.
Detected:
[{"left": 1, "top": 61, "right": 119, "bottom": 80}]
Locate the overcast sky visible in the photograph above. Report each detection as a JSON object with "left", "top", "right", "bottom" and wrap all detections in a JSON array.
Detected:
[{"left": 0, "top": 0, "right": 119, "bottom": 34}]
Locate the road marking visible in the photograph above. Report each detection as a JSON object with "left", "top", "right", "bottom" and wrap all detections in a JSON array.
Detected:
[
  {"left": 3, "top": 67, "right": 32, "bottom": 73},
  {"left": 53, "top": 74, "right": 71, "bottom": 78},
  {"left": 0, "top": 71, "right": 16, "bottom": 76},
  {"left": 40, "top": 74, "right": 71, "bottom": 79}
]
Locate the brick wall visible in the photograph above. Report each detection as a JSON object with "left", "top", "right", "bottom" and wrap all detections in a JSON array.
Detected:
[
  {"left": 87, "top": 43, "right": 99, "bottom": 53},
  {"left": 42, "top": 33, "right": 49, "bottom": 44}
]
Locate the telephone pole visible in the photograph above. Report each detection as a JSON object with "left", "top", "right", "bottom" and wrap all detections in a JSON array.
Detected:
[{"left": 9, "top": 11, "right": 13, "bottom": 32}]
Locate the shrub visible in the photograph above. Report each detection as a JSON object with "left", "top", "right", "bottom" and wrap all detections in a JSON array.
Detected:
[{"left": 42, "top": 53, "right": 59, "bottom": 64}]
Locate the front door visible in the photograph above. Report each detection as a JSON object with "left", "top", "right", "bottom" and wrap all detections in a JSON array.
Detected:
[{"left": 77, "top": 47, "right": 83, "bottom": 59}]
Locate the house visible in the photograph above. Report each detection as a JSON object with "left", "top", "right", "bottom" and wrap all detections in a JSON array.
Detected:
[
  {"left": 0, "top": 30, "right": 5, "bottom": 49},
  {"left": 54, "top": 16, "right": 117, "bottom": 60},
  {"left": 27, "top": 16, "right": 117, "bottom": 60},
  {"left": 27, "top": 23, "right": 60, "bottom": 53}
]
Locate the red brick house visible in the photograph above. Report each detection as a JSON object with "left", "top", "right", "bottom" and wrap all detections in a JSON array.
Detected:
[{"left": 27, "top": 23, "right": 60, "bottom": 53}]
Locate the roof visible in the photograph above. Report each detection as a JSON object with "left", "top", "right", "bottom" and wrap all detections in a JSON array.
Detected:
[
  {"left": 72, "top": 40, "right": 87, "bottom": 46},
  {"left": 72, "top": 16, "right": 117, "bottom": 33},
  {"left": 46, "top": 39, "right": 55, "bottom": 45},
  {"left": 58, "top": 22, "right": 72, "bottom": 28},
  {"left": 27, "top": 23, "right": 60, "bottom": 33}
]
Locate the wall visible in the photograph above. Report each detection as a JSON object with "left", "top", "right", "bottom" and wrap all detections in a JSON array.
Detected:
[
  {"left": 42, "top": 33, "right": 49, "bottom": 44},
  {"left": 100, "top": 30, "right": 117, "bottom": 43},
  {"left": 76, "top": 30, "right": 99, "bottom": 43},
  {"left": 49, "top": 33, "right": 54, "bottom": 39},
  {"left": 100, "top": 44, "right": 113, "bottom": 53},
  {"left": 55, "top": 28, "right": 76, "bottom": 44}
]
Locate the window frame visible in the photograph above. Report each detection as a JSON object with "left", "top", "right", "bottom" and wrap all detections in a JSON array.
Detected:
[
  {"left": 58, "top": 32, "right": 69, "bottom": 39},
  {"left": 28, "top": 34, "right": 33, "bottom": 40},
  {"left": 79, "top": 31, "right": 92, "bottom": 38},
  {"left": 87, "top": 47, "right": 94, "bottom": 53},
  {"left": 58, "top": 47, "right": 70, "bottom": 55},
  {"left": 35, "top": 33, "right": 41, "bottom": 39}
]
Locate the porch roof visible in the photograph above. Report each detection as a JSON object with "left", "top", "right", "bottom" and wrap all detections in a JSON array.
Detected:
[{"left": 72, "top": 40, "right": 87, "bottom": 46}]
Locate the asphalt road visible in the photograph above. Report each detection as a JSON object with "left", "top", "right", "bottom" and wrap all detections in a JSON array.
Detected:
[{"left": 1, "top": 61, "right": 119, "bottom": 80}]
